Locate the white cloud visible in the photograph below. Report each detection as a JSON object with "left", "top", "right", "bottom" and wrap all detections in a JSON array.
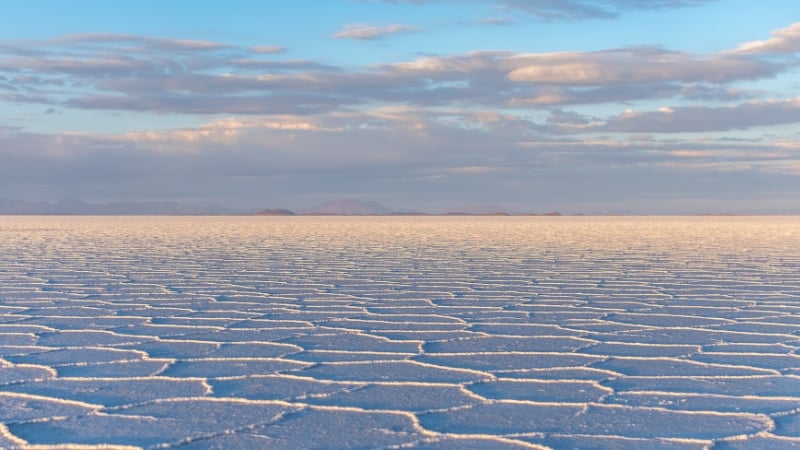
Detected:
[
  {"left": 120, "top": 116, "right": 339, "bottom": 145},
  {"left": 332, "top": 24, "right": 420, "bottom": 40},
  {"left": 736, "top": 22, "right": 800, "bottom": 54},
  {"left": 251, "top": 45, "right": 287, "bottom": 54},
  {"left": 505, "top": 48, "right": 781, "bottom": 85}
]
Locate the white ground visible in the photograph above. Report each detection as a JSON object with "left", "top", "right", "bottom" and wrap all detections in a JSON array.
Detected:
[{"left": 0, "top": 216, "right": 799, "bottom": 449}]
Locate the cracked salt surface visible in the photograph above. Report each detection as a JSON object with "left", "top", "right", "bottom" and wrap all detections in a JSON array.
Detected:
[{"left": 0, "top": 216, "right": 799, "bottom": 449}]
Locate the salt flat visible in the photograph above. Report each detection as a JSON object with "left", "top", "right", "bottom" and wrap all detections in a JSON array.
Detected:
[{"left": 0, "top": 216, "right": 799, "bottom": 449}]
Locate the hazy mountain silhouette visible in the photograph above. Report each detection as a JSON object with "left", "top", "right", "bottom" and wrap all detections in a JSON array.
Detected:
[
  {"left": 255, "top": 208, "right": 296, "bottom": 216},
  {"left": 301, "top": 199, "right": 394, "bottom": 215}
]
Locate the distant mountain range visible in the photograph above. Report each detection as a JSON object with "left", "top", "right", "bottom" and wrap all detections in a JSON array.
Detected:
[
  {"left": 256, "top": 199, "right": 396, "bottom": 216},
  {"left": 0, "top": 196, "right": 571, "bottom": 216},
  {"left": 257, "top": 199, "right": 561, "bottom": 216},
  {"left": 300, "top": 199, "right": 394, "bottom": 215}
]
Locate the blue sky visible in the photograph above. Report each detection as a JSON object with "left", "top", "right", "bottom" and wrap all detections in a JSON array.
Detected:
[{"left": 1, "top": 0, "right": 799, "bottom": 213}]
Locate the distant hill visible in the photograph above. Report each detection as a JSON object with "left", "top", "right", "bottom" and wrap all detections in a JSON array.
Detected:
[
  {"left": 255, "top": 208, "right": 296, "bottom": 216},
  {"left": 255, "top": 200, "right": 566, "bottom": 216},
  {"left": 0, "top": 197, "right": 583, "bottom": 216},
  {"left": 301, "top": 199, "right": 394, "bottom": 215}
]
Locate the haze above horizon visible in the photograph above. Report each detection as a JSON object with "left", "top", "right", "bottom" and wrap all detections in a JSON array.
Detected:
[{"left": 2, "top": 0, "right": 799, "bottom": 214}]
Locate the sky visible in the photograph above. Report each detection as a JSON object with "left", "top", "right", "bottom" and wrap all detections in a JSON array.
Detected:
[{"left": 1, "top": 0, "right": 799, "bottom": 213}]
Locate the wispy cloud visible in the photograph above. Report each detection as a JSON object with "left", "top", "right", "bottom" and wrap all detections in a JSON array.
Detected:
[
  {"left": 53, "top": 33, "right": 233, "bottom": 51},
  {"left": 498, "top": 0, "right": 715, "bottom": 20},
  {"left": 479, "top": 16, "right": 514, "bottom": 25},
  {"left": 596, "top": 98, "right": 800, "bottom": 133},
  {"left": 332, "top": 23, "right": 421, "bottom": 40},
  {"left": 0, "top": 31, "right": 795, "bottom": 117},
  {"left": 372, "top": 0, "right": 717, "bottom": 20},
  {"left": 250, "top": 45, "right": 287, "bottom": 54}
]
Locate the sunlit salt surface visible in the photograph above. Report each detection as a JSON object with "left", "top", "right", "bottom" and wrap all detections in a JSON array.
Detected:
[{"left": 1, "top": 216, "right": 799, "bottom": 449}]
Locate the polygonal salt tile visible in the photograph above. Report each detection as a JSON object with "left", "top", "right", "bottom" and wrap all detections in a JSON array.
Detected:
[
  {"left": 593, "top": 357, "right": 777, "bottom": 377},
  {"left": 161, "top": 358, "right": 309, "bottom": 378},
  {"left": 22, "top": 316, "right": 147, "bottom": 330},
  {"left": 0, "top": 324, "right": 54, "bottom": 333},
  {"left": 716, "top": 322, "right": 800, "bottom": 335},
  {"left": 424, "top": 336, "right": 594, "bottom": 353},
  {"left": 6, "top": 347, "right": 147, "bottom": 366},
  {"left": 285, "top": 333, "right": 421, "bottom": 353},
  {"left": 299, "top": 361, "right": 489, "bottom": 383},
  {"left": 4, "top": 378, "right": 209, "bottom": 406},
  {"left": 149, "top": 317, "right": 242, "bottom": 328},
  {"left": 306, "top": 384, "right": 479, "bottom": 412},
  {"left": 212, "top": 342, "right": 302, "bottom": 358},
  {"left": 113, "top": 397, "right": 300, "bottom": 431},
  {"left": 607, "top": 329, "right": 795, "bottom": 346},
  {"left": 417, "top": 353, "right": 603, "bottom": 372},
  {"left": 712, "top": 435, "right": 800, "bottom": 449},
  {"left": 605, "top": 392, "right": 800, "bottom": 414},
  {"left": 55, "top": 359, "right": 171, "bottom": 378},
  {"left": 420, "top": 403, "right": 771, "bottom": 439},
  {"left": 419, "top": 402, "right": 583, "bottom": 435},
  {"left": 22, "top": 306, "right": 107, "bottom": 317},
  {"left": 0, "top": 392, "right": 96, "bottom": 422},
  {"left": 604, "top": 312, "right": 733, "bottom": 328},
  {"left": 183, "top": 328, "right": 319, "bottom": 343},
  {"left": 525, "top": 434, "right": 709, "bottom": 450},
  {"left": 497, "top": 367, "right": 621, "bottom": 380},
  {"left": 469, "top": 379, "right": 611, "bottom": 403},
  {"left": 469, "top": 323, "right": 584, "bottom": 336},
  {"left": 370, "top": 330, "right": 482, "bottom": 342},
  {"left": 227, "top": 319, "right": 315, "bottom": 329},
  {"left": 414, "top": 436, "right": 548, "bottom": 449},
  {"left": 167, "top": 432, "right": 280, "bottom": 449},
  {"left": 775, "top": 412, "right": 800, "bottom": 437},
  {"left": 689, "top": 353, "right": 800, "bottom": 372},
  {"left": 288, "top": 350, "right": 414, "bottom": 363},
  {"left": 113, "top": 323, "right": 222, "bottom": 338},
  {"left": 560, "top": 320, "right": 654, "bottom": 334},
  {"left": 702, "top": 343, "right": 796, "bottom": 354},
  {"left": 120, "top": 339, "right": 221, "bottom": 359},
  {"left": 606, "top": 375, "right": 800, "bottom": 397},
  {"left": 0, "top": 334, "right": 37, "bottom": 346},
  {"left": 319, "top": 318, "right": 465, "bottom": 332},
  {"left": 0, "top": 364, "right": 55, "bottom": 384},
  {"left": 37, "top": 330, "right": 152, "bottom": 347},
  {"left": 252, "top": 407, "right": 423, "bottom": 449},
  {"left": 211, "top": 375, "right": 354, "bottom": 401},
  {"left": 579, "top": 342, "right": 700, "bottom": 357},
  {"left": 10, "top": 397, "right": 294, "bottom": 449},
  {"left": 9, "top": 412, "right": 196, "bottom": 448}
]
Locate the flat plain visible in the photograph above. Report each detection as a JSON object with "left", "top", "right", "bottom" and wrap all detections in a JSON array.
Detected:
[{"left": 1, "top": 216, "right": 799, "bottom": 449}]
